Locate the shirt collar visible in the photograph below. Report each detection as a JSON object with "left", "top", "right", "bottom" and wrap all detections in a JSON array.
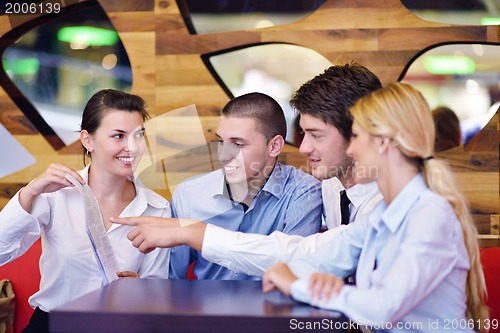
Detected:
[
  {"left": 78, "top": 164, "right": 168, "bottom": 215},
  {"left": 378, "top": 173, "right": 428, "bottom": 233},
  {"left": 80, "top": 164, "right": 91, "bottom": 183},
  {"left": 213, "top": 170, "right": 226, "bottom": 197},
  {"left": 132, "top": 176, "right": 169, "bottom": 210},
  {"left": 322, "top": 177, "right": 344, "bottom": 197},
  {"left": 347, "top": 181, "right": 379, "bottom": 210},
  {"left": 261, "top": 162, "right": 284, "bottom": 198},
  {"left": 322, "top": 177, "right": 379, "bottom": 210}
]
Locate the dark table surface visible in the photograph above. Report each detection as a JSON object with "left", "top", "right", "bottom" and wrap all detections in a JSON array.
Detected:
[{"left": 50, "top": 278, "right": 349, "bottom": 333}]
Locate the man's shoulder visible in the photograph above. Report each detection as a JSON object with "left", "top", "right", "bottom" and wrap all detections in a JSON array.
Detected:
[
  {"left": 176, "top": 169, "right": 224, "bottom": 191},
  {"left": 172, "top": 170, "right": 224, "bottom": 201}
]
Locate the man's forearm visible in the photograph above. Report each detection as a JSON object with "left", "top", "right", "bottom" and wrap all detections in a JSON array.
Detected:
[{"left": 201, "top": 225, "right": 314, "bottom": 277}]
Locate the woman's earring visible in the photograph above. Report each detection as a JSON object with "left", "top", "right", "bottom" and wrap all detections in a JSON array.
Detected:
[
  {"left": 378, "top": 147, "right": 383, "bottom": 154},
  {"left": 86, "top": 149, "right": 92, "bottom": 158}
]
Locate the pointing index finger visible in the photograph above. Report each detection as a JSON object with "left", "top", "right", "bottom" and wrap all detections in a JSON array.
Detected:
[{"left": 110, "top": 217, "right": 139, "bottom": 226}]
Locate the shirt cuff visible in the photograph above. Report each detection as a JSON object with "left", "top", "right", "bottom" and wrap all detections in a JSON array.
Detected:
[
  {"left": 291, "top": 279, "right": 313, "bottom": 304},
  {"left": 291, "top": 277, "right": 351, "bottom": 307},
  {"left": 201, "top": 223, "right": 234, "bottom": 264}
]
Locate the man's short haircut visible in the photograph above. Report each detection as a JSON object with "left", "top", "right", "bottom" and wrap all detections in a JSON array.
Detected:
[
  {"left": 221, "top": 92, "right": 287, "bottom": 141},
  {"left": 290, "top": 63, "right": 382, "bottom": 140}
]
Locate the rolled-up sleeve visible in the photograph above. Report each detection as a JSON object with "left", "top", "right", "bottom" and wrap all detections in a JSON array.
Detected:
[{"left": 202, "top": 224, "right": 349, "bottom": 278}]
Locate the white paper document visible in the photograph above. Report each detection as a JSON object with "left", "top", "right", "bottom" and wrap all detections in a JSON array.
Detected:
[{"left": 66, "top": 174, "right": 119, "bottom": 285}]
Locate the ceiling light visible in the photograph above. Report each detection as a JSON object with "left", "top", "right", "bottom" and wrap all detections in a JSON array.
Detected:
[
  {"left": 423, "top": 56, "right": 475, "bottom": 75},
  {"left": 57, "top": 26, "right": 118, "bottom": 46},
  {"left": 3, "top": 58, "right": 39, "bottom": 75},
  {"left": 481, "top": 17, "right": 500, "bottom": 25}
]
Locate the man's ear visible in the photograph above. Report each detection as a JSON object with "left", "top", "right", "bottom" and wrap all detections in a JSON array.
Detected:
[
  {"left": 80, "top": 130, "right": 94, "bottom": 152},
  {"left": 268, "top": 135, "right": 285, "bottom": 157}
]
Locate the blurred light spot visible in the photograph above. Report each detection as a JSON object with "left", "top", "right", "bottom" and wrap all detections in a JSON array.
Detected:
[{"left": 102, "top": 54, "right": 117, "bottom": 70}]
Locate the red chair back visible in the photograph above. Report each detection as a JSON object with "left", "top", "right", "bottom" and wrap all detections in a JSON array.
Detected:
[
  {"left": 480, "top": 247, "right": 500, "bottom": 329},
  {"left": 0, "top": 239, "right": 41, "bottom": 333}
]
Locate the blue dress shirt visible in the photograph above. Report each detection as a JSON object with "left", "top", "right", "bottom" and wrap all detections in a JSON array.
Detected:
[
  {"left": 170, "top": 162, "right": 323, "bottom": 280},
  {"left": 290, "top": 174, "right": 472, "bottom": 332}
]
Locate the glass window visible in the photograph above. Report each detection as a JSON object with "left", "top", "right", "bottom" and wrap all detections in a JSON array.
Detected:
[
  {"left": 203, "top": 43, "right": 332, "bottom": 146},
  {"left": 400, "top": 43, "right": 500, "bottom": 150},
  {"left": 401, "top": 0, "right": 500, "bottom": 25},
  {"left": 0, "top": 0, "right": 132, "bottom": 149},
  {"left": 178, "top": 0, "right": 326, "bottom": 34}
]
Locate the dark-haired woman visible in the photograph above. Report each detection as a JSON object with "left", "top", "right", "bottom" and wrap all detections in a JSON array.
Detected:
[{"left": 0, "top": 89, "right": 171, "bottom": 333}]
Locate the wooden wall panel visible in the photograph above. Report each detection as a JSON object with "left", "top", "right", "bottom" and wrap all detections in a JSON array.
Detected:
[{"left": 0, "top": 0, "right": 498, "bottom": 246}]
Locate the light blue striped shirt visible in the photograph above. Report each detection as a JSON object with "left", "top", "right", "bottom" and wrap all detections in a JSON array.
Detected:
[{"left": 169, "top": 162, "right": 323, "bottom": 280}]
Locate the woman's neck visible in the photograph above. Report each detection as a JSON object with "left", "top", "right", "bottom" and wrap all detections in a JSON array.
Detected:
[
  {"left": 377, "top": 157, "right": 419, "bottom": 205},
  {"left": 87, "top": 166, "right": 135, "bottom": 203}
]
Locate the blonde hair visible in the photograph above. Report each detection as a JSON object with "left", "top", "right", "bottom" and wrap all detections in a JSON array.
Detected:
[{"left": 350, "top": 82, "right": 488, "bottom": 332}]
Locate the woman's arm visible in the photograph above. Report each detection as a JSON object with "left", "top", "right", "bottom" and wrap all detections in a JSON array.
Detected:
[
  {"left": 19, "top": 163, "right": 84, "bottom": 213},
  {"left": 290, "top": 198, "right": 464, "bottom": 326}
]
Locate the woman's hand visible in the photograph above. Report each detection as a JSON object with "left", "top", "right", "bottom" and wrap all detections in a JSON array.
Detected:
[
  {"left": 19, "top": 163, "right": 85, "bottom": 212},
  {"left": 308, "top": 272, "right": 344, "bottom": 304},
  {"left": 117, "top": 271, "right": 140, "bottom": 279},
  {"left": 262, "top": 262, "right": 297, "bottom": 295}
]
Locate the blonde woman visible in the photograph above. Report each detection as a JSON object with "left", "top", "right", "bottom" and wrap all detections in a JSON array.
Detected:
[{"left": 263, "top": 83, "right": 488, "bottom": 332}]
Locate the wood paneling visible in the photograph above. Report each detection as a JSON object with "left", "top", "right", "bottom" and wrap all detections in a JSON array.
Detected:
[{"left": 0, "top": 0, "right": 498, "bottom": 245}]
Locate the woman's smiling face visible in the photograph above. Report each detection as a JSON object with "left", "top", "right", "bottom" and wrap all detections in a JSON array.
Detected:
[{"left": 86, "top": 109, "right": 146, "bottom": 179}]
